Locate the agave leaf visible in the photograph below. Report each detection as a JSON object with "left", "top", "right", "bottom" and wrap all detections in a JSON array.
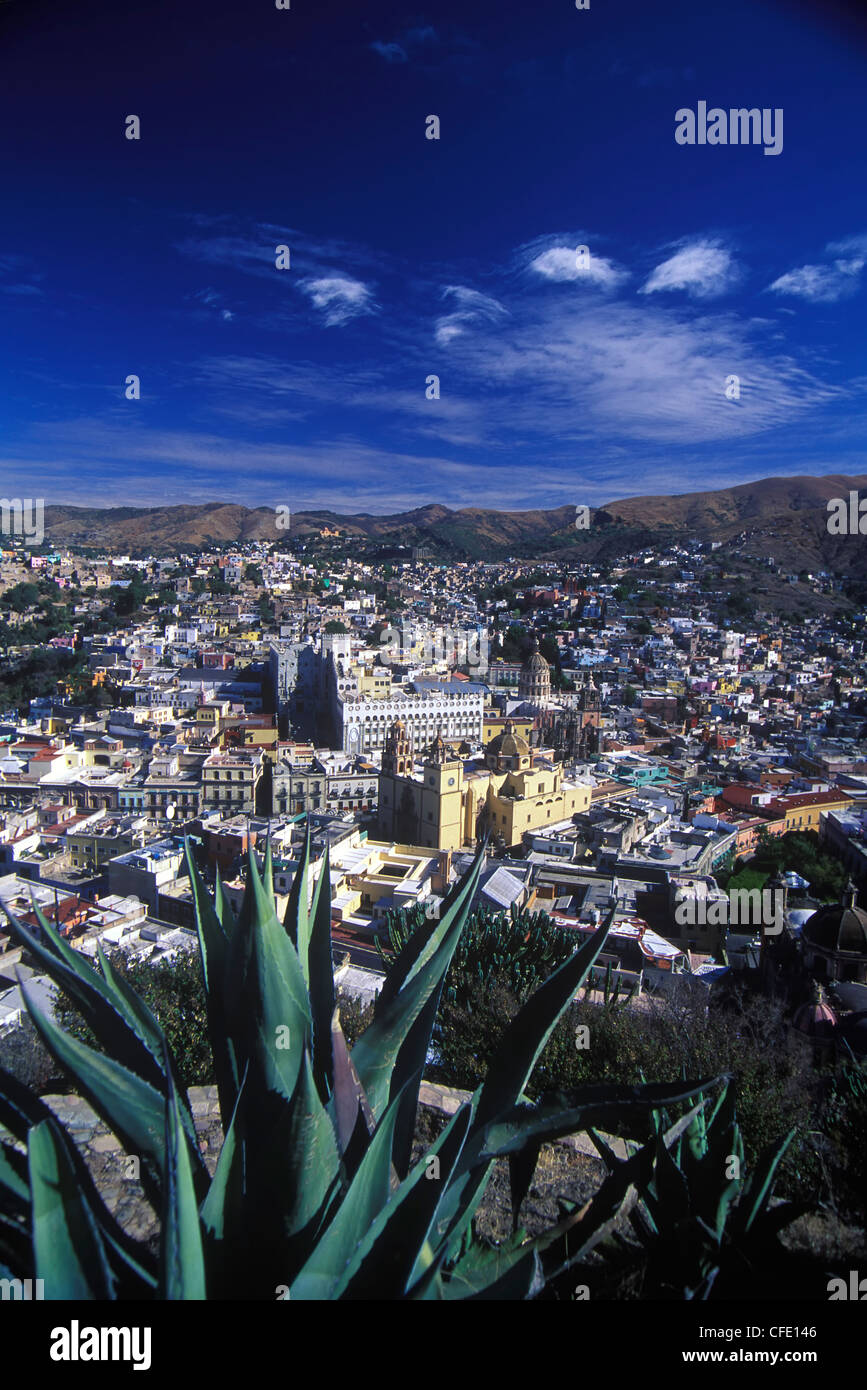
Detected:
[
  {"left": 197, "top": 1074, "right": 248, "bottom": 1300},
  {"left": 532, "top": 1102, "right": 708, "bottom": 1283},
  {"left": 233, "top": 856, "right": 312, "bottom": 1104},
  {"left": 185, "top": 842, "right": 240, "bottom": 1124},
  {"left": 431, "top": 912, "right": 618, "bottom": 1265},
  {"left": 213, "top": 864, "right": 232, "bottom": 933},
  {"left": 387, "top": 988, "right": 442, "bottom": 1180},
  {"left": 199, "top": 1074, "right": 244, "bottom": 1243},
  {"left": 282, "top": 819, "right": 311, "bottom": 953},
  {"left": 475, "top": 909, "right": 615, "bottom": 1130},
  {"left": 0, "top": 1063, "right": 156, "bottom": 1292},
  {"left": 161, "top": 1040, "right": 206, "bottom": 1300},
  {"left": 443, "top": 1241, "right": 544, "bottom": 1300},
  {"left": 351, "top": 850, "right": 484, "bottom": 1122},
  {"left": 328, "top": 1007, "right": 376, "bottom": 1167},
  {"left": 290, "top": 1080, "right": 410, "bottom": 1300},
  {"left": 588, "top": 1127, "right": 621, "bottom": 1170},
  {"left": 651, "top": 1125, "right": 692, "bottom": 1224},
  {"left": 0, "top": 1140, "right": 29, "bottom": 1209},
  {"left": 28, "top": 1118, "right": 116, "bottom": 1300},
  {"left": 238, "top": 1046, "right": 342, "bottom": 1292},
  {"left": 375, "top": 845, "right": 483, "bottom": 1014},
  {"left": 508, "top": 1140, "right": 541, "bottom": 1233},
  {"left": 96, "top": 942, "right": 169, "bottom": 1059},
  {"left": 16, "top": 976, "right": 205, "bottom": 1208},
  {"left": 307, "top": 843, "right": 335, "bottom": 1102},
  {"left": 0, "top": 906, "right": 165, "bottom": 1092},
  {"left": 735, "top": 1130, "right": 795, "bottom": 1237},
  {"left": 95, "top": 942, "right": 203, "bottom": 1170},
  {"left": 332, "top": 1101, "right": 474, "bottom": 1299},
  {"left": 262, "top": 836, "right": 275, "bottom": 899},
  {"left": 479, "top": 1080, "right": 719, "bottom": 1160}
]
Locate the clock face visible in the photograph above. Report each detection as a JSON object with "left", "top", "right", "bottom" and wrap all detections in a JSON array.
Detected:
[{"left": 448, "top": 777, "right": 455, "bottom": 786}]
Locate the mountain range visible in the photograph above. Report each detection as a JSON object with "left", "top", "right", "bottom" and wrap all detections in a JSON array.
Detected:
[{"left": 38, "top": 472, "right": 867, "bottom": 574}]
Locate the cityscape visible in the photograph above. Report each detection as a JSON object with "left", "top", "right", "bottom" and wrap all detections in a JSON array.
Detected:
[{"left": 0, "top": 0, "right": 865, "bottom": 1341}]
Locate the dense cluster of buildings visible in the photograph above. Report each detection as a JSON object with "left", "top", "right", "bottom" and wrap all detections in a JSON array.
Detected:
[{"left": 2, "top": 532, "right": 867, "bottom": 1066}]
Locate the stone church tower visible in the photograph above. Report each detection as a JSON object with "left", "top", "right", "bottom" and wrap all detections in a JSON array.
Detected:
[{"left": 382, "top": 717, "right": 412, "bottom": 776}]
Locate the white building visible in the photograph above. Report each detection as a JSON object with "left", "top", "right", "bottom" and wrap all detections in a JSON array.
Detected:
[{"left": 337, "top": 685, "right": 485, "bottom": 755}]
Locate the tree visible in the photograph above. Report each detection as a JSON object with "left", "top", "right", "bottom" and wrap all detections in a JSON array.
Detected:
[
  {"left": 4, "top": 582, "right": 40, "bottom": 612},
  {"left": 324, "top": 619, "right": 348, "bottom": 634}
]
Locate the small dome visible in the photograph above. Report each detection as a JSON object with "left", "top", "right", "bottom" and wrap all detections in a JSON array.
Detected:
[{"left": 793, "top": 992, "right": 837, "bottom": 1039}]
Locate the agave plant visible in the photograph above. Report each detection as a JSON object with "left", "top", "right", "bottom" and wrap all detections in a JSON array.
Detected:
[
  {"left": 589, "top": 1082, "right": 808, "bottom": 1299},
  {"left": 0, "top": 825, "right": 720, "bottom": 1299}
]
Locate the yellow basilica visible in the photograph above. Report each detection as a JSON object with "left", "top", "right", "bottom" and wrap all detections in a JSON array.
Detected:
[{"left": 378, "top": 717, "right": 592, "bottom": 852}]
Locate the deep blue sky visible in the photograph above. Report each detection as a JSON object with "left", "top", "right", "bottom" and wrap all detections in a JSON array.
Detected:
[{"left": 1, "top": 0, "right": 865, "bottom": 513}]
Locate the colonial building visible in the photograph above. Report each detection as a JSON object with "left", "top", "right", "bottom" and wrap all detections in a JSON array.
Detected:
[
  {"left": 336, "top": 682, "right": 485, "bottom": 756},
  {"left": 378, "top": 718, "right": 592, "bottom": 852},
  {"left": 200, "top": 750, "right": 264, "bottom": 816}
]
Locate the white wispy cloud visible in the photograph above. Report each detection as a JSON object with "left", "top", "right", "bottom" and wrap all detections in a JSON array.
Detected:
[
  {"left": 767, "top": 234, "right": 867, "bottom": 303},
  {"left": 434, "top": 285, "right": 508, "bottom": 345},
  {"left": 299, "top": 275, "right": 376, "bottom": 326},
  {"left": 641, "top": 241, "right": 740, "bottom": 299},
  {"left": 434, "top": 292, "right": 845, "bottom": 445},
  {"left": 528, "top": 244, "right": 628, "bottom": 289}
]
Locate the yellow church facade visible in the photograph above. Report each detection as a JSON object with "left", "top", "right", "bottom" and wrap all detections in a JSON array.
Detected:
[{"left": 378, "top": 719, "right": 591, "bottom": 853}]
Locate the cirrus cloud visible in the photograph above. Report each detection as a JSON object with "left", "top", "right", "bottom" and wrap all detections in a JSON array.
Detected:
[
  {"left": 642, "top": 240, "right": 740, "bottom": 299},
  {"left": 767, "top": 235, "right": 867, "bottom": 303},
  {"left": 528, "top": 244, "right": 628, "bottom": 289},
  {"left": 434, "top": 285, "right": 509, "bottom": 346},
  {"left": 299, "top": 275, "right": 376, "bottom": 326}
]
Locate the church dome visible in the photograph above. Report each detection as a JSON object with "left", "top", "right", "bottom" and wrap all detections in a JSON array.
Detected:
[
  {"left": 487, "top": 720, "right": 530, "bottom": 758},
  {"left": 803, "top": 891, "right": 867, "bottom": 957},
  {"left": 518, "top": 639, "right": 552, "bottom": 708},
  {"left": 523, "top": 648, "right": 550, "bottom": 677}
]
